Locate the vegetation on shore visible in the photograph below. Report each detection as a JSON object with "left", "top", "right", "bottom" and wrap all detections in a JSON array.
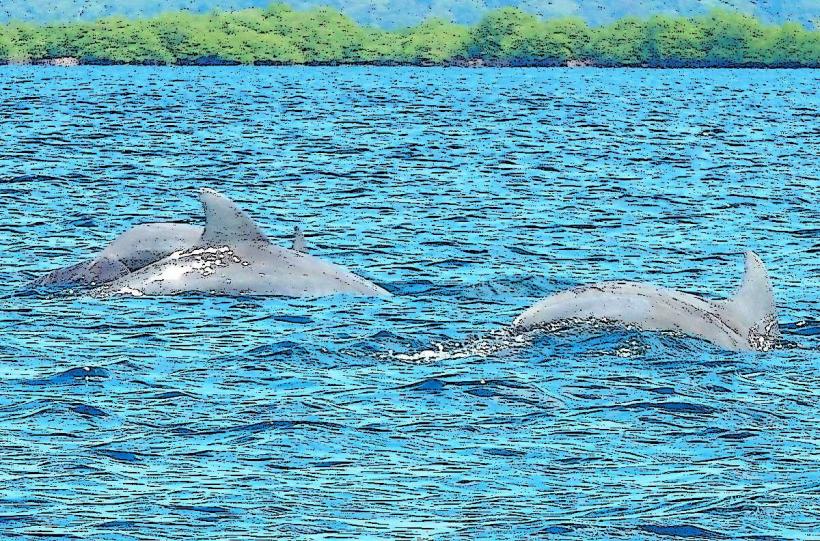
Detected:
[{"left": 0, "top": 4, "right": 817, "bottom": 67}]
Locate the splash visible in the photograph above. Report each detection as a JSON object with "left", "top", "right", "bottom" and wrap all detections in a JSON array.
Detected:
[
  {"left": 380, "top": 326, "right": 537, "bottom": 364},
  {"left": 380, "top": 318, "right": 696, "bottom": 363}
]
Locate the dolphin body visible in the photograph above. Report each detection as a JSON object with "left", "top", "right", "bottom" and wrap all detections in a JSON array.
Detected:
[
  {"left": 513, "top": 252, "right": 779, "bottom": 352},
  {"left": 95, "top": 188, "right": 390, "bottom": 297},
  {"left": 33, "top": 222, "right": 203, "bottom": 288}
]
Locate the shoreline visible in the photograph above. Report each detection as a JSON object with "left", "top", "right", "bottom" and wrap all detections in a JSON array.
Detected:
[
  {"left": 6, "top": 57, "right": 819, "bottom": 69},
  {"left": 2, "top": 7, "right": 817, "bottom": 71}
]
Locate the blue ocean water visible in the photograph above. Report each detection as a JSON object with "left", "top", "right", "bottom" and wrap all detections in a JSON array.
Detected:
[{"left": 0, "top": 66, "right": 818, "bottom": 540}]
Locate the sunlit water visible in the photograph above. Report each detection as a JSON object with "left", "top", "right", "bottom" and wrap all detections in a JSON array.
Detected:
[{"left": 0, "top": 66, "right": 818, "bottom": 540}]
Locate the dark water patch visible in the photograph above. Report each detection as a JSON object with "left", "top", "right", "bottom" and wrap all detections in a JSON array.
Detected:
[
  {"left": 172, "top": 505, "right": 233, "bottom": 515},
  {"left": 312, "top": 460, "right": 352, "bottom": 468},
  {"left": 508, "top": 245, "right": 550, "bottom": 256},
  {"left": 404, "top": 378, "right": 448, "bottom": 392},
  {"left": 465, "top": 387, "right": 498, "bottom": 398},
  {"left": 388, "top": 279, "right": 438, "bottom": 295},
  {"left": 705, "top": 385, "right": 731, "bottom": 393},
  {"left": 97, "top": 520, "right": 137, "bottom": 530},
  {"left": 13, "top": 532, "right": 82, "bottom": 539},
  {"left": 716, "top": 430, "right": 758, "bottom": 441},
  {"left": 400, "top": 376, "right": 531, "bottom": 395},
  {"left": 70, "top": 404, "right": 108, "bottom": 417},
  {"left": 616, "top": 401, "right": 717, "bottom": 415},
  {"left": 68, "top": 218, "right": 97, "bottom": 228},
  {"left": 570, "top": 393, "right": 600, "bottom": 400},
  {"left": 131, "top": 379, "right": 167, "bottom": 389},
  {"left": 0, "top": 173, "right": 64, "bottom": 184},
  {"left": 243, "top": 341, "right": 311, "bottom": 360},
  {"left": 25, "top": 367, "right": 110, "bottom": 386},
  {"left": 0, "top": 515, "right": 34, "bottom": 525},
  {"left": 782, "top": 320, "right": 820, "bottom": 336},
  {"left": 272, "top": 315, "right": 313, "bottom": 324},
  {"left": 169, "top": 505, "right": 234, "bottom": 523},
  {"left": 535, "top": 525, "right": 575, "bottom": 534},
  {"left": 173, "top": 419, "right": 345, "bottom": 437},
  {"left": 14, "top": 283, "right": 90, "bottom": 298},
  {"left": 30, "top": 431, "right": 81, "bottom": 439},
  {"left": 485, "top": 448, "right": 524, "bottom": 457},
  {"left": 357, "top": 330, "right": 441, "bottom": 355},
  {"left": 639, "top": 524, "right": 726, "bottom": 538},
  {"left": 147, "top": 390, "right": 194, "bottom": 400},
  {"left": 230, "top": 301, "right": 263, "bottom": 310},
  {"left": 96, "top": 449, "right": 142, "bottom": 463}
]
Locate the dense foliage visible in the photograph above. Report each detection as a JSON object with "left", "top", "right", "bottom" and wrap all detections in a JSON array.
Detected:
[
  {"left": 3, "top": 0, "right": 819, "bottom": 29},
  {"left": 0, "top": 4, "right": 817, "bottom": 67}
]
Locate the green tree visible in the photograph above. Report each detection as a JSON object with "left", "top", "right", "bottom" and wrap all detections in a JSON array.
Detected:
[
  {"left": 0, "top": 4, "right": 818, "bottom": 67},
  {"left": 283, "top": 8, "right": 368, "bottom": 63},
  {"left": 252, "top": 33, "right": 305, "bottom": 64},
  {"left": 543, "top": 18, "right": 590, "bottom": 61},
  {"left": 468, "top": 8, "right": 540, "bottom": 62},
  {"left": 77, "top": 18, "right": 173, "bottom": 64},
  {"left": 4, "top": 22, "right": 49, "bottom": 62},
  {"left": 152, "top": 15, "right": 227, "bottom": 64},
  {"left": 701, "top": 10, "right": 765, "bottom": 65},
  {"left": 588, "top": 17, "right": 650, "bottom": 66},
  {"left": 0, "top": 27, "right": 10, "bottom": 61},
  {"left": 518, "top": 17, "right": 591, "bottom": 64},
  {"left": 759, "top": 22, "right": 820, "bottom": 66},
  {"left": 399, "top": 18, "right": 469, "bottom": 63},
  {"left": 645, "top": 15, "right": 706, "bottom": 66}
]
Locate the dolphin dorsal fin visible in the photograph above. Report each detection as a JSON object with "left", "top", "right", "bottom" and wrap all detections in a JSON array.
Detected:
[
  {"left": 197, "top": 188, "right": 268, "bottom": 246},
  {"left": 292, "top": 226, "right": 307, "bottom": 253},
  {"left": 717, "top": 251, "right": 778, "bottom": 337}
]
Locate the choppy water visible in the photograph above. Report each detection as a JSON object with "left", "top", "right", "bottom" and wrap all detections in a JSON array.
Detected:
[{"left": 0, "top": 66, "right": 818, "bottom": 540}]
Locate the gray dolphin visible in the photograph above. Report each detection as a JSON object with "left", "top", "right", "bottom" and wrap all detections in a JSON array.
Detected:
[
  {"left": 95, "top": 188, "right": 390, "bottom": 298},
  {"left": 513, "top": 252, "right": 779, "bottom": 352},
  {"left": 33, "top": 222, "right": 203, "bottom": 287}
]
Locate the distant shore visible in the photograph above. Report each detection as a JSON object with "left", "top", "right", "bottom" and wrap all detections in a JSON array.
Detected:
[
  {"left": 7, "top": 57, "right": 818, "bottom": 68},
  {"left": 2, "top": 5, "right": 818, "bottom": 68}
]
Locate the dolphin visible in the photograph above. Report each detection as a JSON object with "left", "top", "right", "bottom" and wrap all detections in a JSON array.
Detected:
[
  {"left": 95, "top": 188, "right": 390, "bottom": 298},
  {"left": 513, "top": 252, "right": 779, "bottom": 352},
  {"left": 33, "top": 222, "right": 203, "bottom": 288}
]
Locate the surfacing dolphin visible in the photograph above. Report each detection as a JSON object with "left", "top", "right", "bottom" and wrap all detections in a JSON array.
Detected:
[
  {"left": 33, "top": 222, "right": 203, "bottom": 288},
  {"left": 95, "top": 188, "right": 390, "bottom": 297},
  {"left": 513, "top": 252, "right": 779, "bottom": 352}
]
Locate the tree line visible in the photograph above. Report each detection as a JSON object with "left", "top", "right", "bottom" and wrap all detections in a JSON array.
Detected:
[{"left": 0, "top": 4, "right": 817, "bottom": 67}]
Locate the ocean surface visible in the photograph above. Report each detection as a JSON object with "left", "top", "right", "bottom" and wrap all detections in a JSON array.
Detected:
[{"left": 0, "top": 66, "right": 818, "bottom": 540}]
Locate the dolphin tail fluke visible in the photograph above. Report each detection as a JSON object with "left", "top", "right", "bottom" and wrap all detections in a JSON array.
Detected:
[
  {"left": 197, "top": 188, "right": 269, "bottom": 246},
  {"left": 717, "top": 251, "right": 779, "bottom": 343}
]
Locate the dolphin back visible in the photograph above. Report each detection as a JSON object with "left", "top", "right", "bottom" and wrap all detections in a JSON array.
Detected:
[
  {"left": 98, "top": 188, "right": 390, "bottom": 298},
  {"left": 513, "top": 252, "right": 779, "bottom": 352}
]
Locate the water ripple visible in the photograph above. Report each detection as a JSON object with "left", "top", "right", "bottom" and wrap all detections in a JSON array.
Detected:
[{"left": 0, "top": 66, "right": 817, "bottom": 539}]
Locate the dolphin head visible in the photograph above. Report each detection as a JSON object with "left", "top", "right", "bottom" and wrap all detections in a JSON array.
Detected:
[{"left": 34, "top": 256, "right": 130, "bottom": 288}]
